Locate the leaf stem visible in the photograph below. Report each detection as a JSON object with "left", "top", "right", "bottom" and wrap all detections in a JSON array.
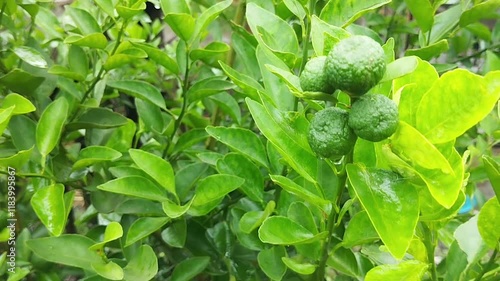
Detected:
[
  {"left": 316, "top": 152, "right": 351, "bottom": 280},
  {"left": 422, "top": 222, "right": 438, "bottom": 281},
  {"left": 474, "top": 249, "right": 498, "bottom": 281}
]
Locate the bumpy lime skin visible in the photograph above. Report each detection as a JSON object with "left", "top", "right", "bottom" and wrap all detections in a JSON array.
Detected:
[
  {"left": 325, "top": 35, "right": 386, "bottom": 96},
  {"left": 308, "top": 107, "right": 357, "bottom": 158},
  {"left": 300, "top": 56, "right": 334, "bottom": 94},
  {"left": 348, "top": 94, "right": 399, "bottom": 142}
]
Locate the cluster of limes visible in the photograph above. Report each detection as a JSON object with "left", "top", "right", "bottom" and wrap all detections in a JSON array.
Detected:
[{"left": 300, "top": 35, "right": 399, "bottom": 159}]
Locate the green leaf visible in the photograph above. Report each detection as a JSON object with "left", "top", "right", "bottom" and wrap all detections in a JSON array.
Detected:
[
  {"left": 31, "top": 184, "right": 67, "bottom": 236},
  {"left": 64, "top": 33, "right": 108, "bottom": 49},
  {"left": 9, "top": 115, "right": 36, "bottom": 150},
  {"left": 459, "top": 0, "right": 500, "bottom": 27},
  {"left": 92, "top": 261, "right": 124, "bottom": 280},
  {"left": 206, "top": 126, "right": 268, "bottom": 168},
  {"left": 162, "top": 199, "right": 193, "bottom": 218},
  {"left": 164, "top": 13, "right": 195, "bottom": 42},
  {"left": 405, "top": 39, "right": 449, "bottom": 60},
  {"left": 426, "top": 4, "right": 462, "bottom": 44},
  {"left": 404, "top": 0, "right": 434, "bottom": 32},
  {"left": 103, "top": 53, "right": 146, "bottom": 71},
  {"left": 73, "top": 146, "right": 122, "bottom": 170},
  {"left": 129, "top": 149, "right": 176, "bottom": 196},
  {"left": 216, "top": 153, "right": 264, "bottom": 202},
  {"left": 97, "top": 176, "right": 169, "bottom": 201},
  {"left": 2, "top": 93, "right": 36, "bottom": 115},
  {"left": 12, "top": 46, "right": 48, "bottom": 68},
  {"left": 219, "top": 61, "right": 262, "bottom": 101},
  {"left": 175, "top": 162, "right": 208, "bottom": 201},
  {"left": 320, "top": 0, "right": 392, "bottom": 28},
  {"left": 66, "top": 7, "right": 101, "bottom": 34},
  {"left": 259, "top": 216, "right": 327, "bottom": 245},
  {"left": 0, "top": 68, "right": 44, "bottom": 96},
  {"left": 67, "top": 107, "right": 128, "bottom": 131},
  {"left": 257, "top": 246, "right": 287, "bottom": 281},
  {"left": 190, "top": 0, "right": 232, "bottom": 43},
  {"left": 346, "top": 164, "right": 419, "bottom": 259},
  {"left": 0, "top": 146, "right": 33, "bottom": 169},
  {"left": 326, "top": 247, "right": 361, "bottom": 278},
  {"left": 89, "top": 222, "right": 123, "bottom": 250},
  {"left": 116, "top": 3, "right": 146, "bottom": 19},
  {"left": 311, "top": 15, "right": 351, "bottom": 56},
  {"left": 191, "top": 174, "right": 245, "bottom": 206},
  {"left": 172, "top": 128, "right": 209, "bottom": 154},
  {"left": 107, "top": 80, "right": 166, "bottom": 110},
  {"left": 161, "top": 219, "right": 186, "bottom": 248},
  {"left": 394, "top": 58, "right": 439, "bottom": 127},
  {"left": 477, "top": 198, "right": 500, "bottom": 249},
  {"left": 0, "top": 106, "right": 14, "bottom": 135},
  {"left": 94, "top": 0, "right": 114, "bottom": 17},
  {"left": 68, "top": 45, "right": 89, "bottom": 77},
  {"left": 190, "top": 41, "right": 230, "bottom": 66},
  {"left": 209, "top": 93, "right": 242, "bottom": 124},
  {"left": 418, "top": 187, "right": 466, "bottom": 222},
  {"left": 282, "top": 257, "right": 316, "bottom": 275},
  {"left": 417, "top": 69, "right": 500, "bottom": 144},
  {"left": 454, "top": 215, "right": 488, "bottom": 264},
  {"left": 390, "top": 122, "right": 462, "bottom": 208},
  {"left": 246, "top": 99, "right": 318, "bottom": 183},
  {"left": 380, "top": 56, "right": 418, "bottom": 82},
  {"left": 160, "top": 0, "right": 190, "bottom": 14},
  {"left": 135, "top": 98, "right": 164, "bottom": 133},
  {"left": 343, "top": 211, "right": 379, "bottom": 248},
  {"left": 171, "top": 256, "right": 210, "bottom": 281},
  {"left": 270, "top": 175, "right": 330, "bottom": 209},
  {"left": 26, "top": 235, "right": 104, "bottom": 270},
  {"left": 186, "top": 76, "right": 235, "bottom": 102},
  {"left": 133, "top": 43, "right": 179, "bottom": 74},
  {"left": 36, "top": 98, "right": 68, "bottom": 157},
  {"left": 246, "top": 3, "right": 299, "bottom": 55},
  {"left": 482, "top": 155, "right": 500, "bottom": 202},
  {"left": 239, "top": 201, "right": 275, "bottom": 234},
  {"left": 48, "top": 65, "right": 86, "bottom": 81},
  {"left": 125, "top": 217, "right": 169, "bottom": 246},
  {"left": 283, "top": 0, "right": 306, "bottom": 19},
  {"left": 365, "top": 260, "right": 428, "bottom": 281},
  {"left": 123, "top": 245, "right": 159, "bottom": 281}
]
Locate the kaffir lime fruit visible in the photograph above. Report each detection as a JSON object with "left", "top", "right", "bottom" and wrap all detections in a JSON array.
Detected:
[
  {"left": 325, "top": 35, "right": 386, "bottom": 97},
  {"left": 348, "top": 94, "right": 399, "bottom": 142},
  {"left": 308, "top": 107, "right": 357, "bottom": 158},
  {"left": 300, "top": 56, "right": 334, "bottom": 94}
]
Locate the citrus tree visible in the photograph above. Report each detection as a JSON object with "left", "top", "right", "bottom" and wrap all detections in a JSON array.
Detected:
[{"left": 0, "top": 0, "right": 500, "bottom": 280}]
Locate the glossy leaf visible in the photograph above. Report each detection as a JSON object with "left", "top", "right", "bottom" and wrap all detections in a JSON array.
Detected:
[
  {"left": 116, "top": 3, "right": 146, "bottom": 20},
  {"left": 2, "top": 93, "right": 35, "bottom": 115},
  {"left": 12, "top": 46, "right": 48, "bottom": 68},
  {"left": 259, "top": 216, "right": 327, "bottom": 245},
  {"left": 133, "top": 43, "right": 179, "bottom": 74},
  {"left": 380, "top": 56, "right": 418, "bottom": 82},
  {"left": 347, "top": 164, "right": 419, "bottom": 259},
  {"left": 186, "top": 76, "right": 235, "bottom": 102},
  {"left": 68, "top": 45, "right": 88, "bottom": 76},
  {"left": 64, "top": 33, "right": 108, "bottom": 49},
  {"left": 246, "top": 3, "right": 299, "bottom": 55},
  {"left": 191, "top": 174, "right": 245, "bottom": 206},
  {"left": 26, "top": 235, "right": 104, "bottom": 271},
  {"left": 36, "top": 98, "right": 68, "bottom": 157},
  {"left": 247, "top": 99, "right": 318, "bottom": 183},
  {"left": 216, "top": 153, "right": 264, "bottom": 202},
  {"left": 48, "top": 65, "right": 86, "bottom": 81},
  {"left": 9, "top": 115, "right": 36, "bottom": 150},
  {"left": 161, "top": 219, "right": 187, "bottom": 248},
  {"left": 190, "top": 41, "right": 230, "bottom": 66},
  {"left": 482, "top": 155, "right": 500, "bottom": 202},
  {"left": 31, "top": 184, "right": 67, "bottom": 236},
  {"left": 73, "top": 146, "right": 122, "bottom": 170},
  {"left": 343, "top": 211, "right": 379, "bottom": 248},
  {"left": 162, "top": 199, "right": 193, "bottom": 218},
  {"left": 160, "top": 0, "right": 190, "bottom": 14},
  {"left": 0, "top": 106, "right": 14, "bottom": 136},
  {"left": 0, "top": 68, "right": 44, "bottom": 96},
  {"left": 425, "top": 4, "right": 462, "bottom": 44},
  {"left": 404, "top": 0, "right": 434, "bottom": 32},
  {"left": 66, "top": 7, "right": 101, "bottom": 34},
  {"left": 320, "top": 0, "right": 392, "bottom": 27},
  {"left": 105, "top": 119, "right": 137, "bottom": 152},
  {"left": 219, "top": 61, "right": 262, "bottom": 101},
  {"left": 67, "top": 107, "right": 128, "bottom": 131},
  {"left": 91, "top": 261, "right": 123, "bottom": 280},
  {"left": 175, "top": 162, "right": 208, "bottom": 201},
  {"left": 125, "top": 217, "right": 169, "bottom": 246},
  {"left": 89, "top": 222, "right": 123, "bottom": 251},
  {"left": 171, "top": 256, "right": 210, "bottom": 281},
  {"left": 209, "top": 92, "right": 242, "bottom": 125},
  {"left": 172, "top": 128, "right": 209, "bottom": 154},
  {"left": 239, "top": 201, "right": 275, "bottom": 234},
  {"left": 405, "top": 39, "right": 449, "bottom": 60},
  {"left": 164, "top": 13, "right": 195, "bottom": 42},
  {"left": 97, "top": 176, "right": 169, "bottom": 202},
  {"left": 107, "top": 80, "right": 166, "bottom": 110},
  {"left": 477, "top": 197, "right": 500, "bottom": 249},
  {"left": 190, "top": 0, "right": 232, "bottom": 43},
  {"left": 454, "top": 215, "right": 488, "bottom": 263},
  {"left": 282, "top": 257, "right": 316, "bottom": 275},
  {"left": 257, "top": 246, "right": 287, "bottom": 281},
  {"left": 390, "top": 121, "right": 461, "bottom": 208},
  {"left": 270, "top": 175, "right": 330, "bottom": 209},
  {"left": 129, "top": 149, "right": 176, "bottom": 196},
  {"left": 459, "top": 0, "right": 500, "bottom": 27},
  {"left": 311, "top": 15, "right": 351, "bottom": 56},
  {"left": 123, "top": 245, "right": 158, "bottom": 281},
  {"left": 135, "top": 98, "right": 164, "bottom": 133},
  {"left": 0, "top": 146, "right": 34, "bottom": 169},
  {"left": 365, "top": 260, "right": 428, "bottom": 281}
]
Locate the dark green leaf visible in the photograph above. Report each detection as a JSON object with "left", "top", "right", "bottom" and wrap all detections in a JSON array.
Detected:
[
  {"left": 129, "top": 149, "right": 176, "bottom": 196},
  {"left": 257, "top": 246, "right": 287, "bottom": 281},
  {"left": 97, "top": 176, "right": 169, "bottom": 201},
  {"left": 67, "top": 107, "right": 128, "bottom": 131},
  {"left": 125, "top": 217, "right": 170, "bottom": 246},
  {"left": 73, "top": 146, "right": 122, "bottom": 170},
  {"left": 36, "top": 98, "right": 68, "bottom": 157},
  {"left": 171, "top": 256, "right": 210, "bottom": 281},
  {"left": 123, "top": 245, "right": 159, "bottom": 281},
  {"left": 107, "top": 80, "right": 166, "bottom": 110}
]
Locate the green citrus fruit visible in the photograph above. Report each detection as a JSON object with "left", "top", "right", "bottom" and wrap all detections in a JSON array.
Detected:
[
  {"left": 325, "top": 35, "right": 386, "bottom": 97},
  {"left": 300, "top": 56, "right": 334, "bottom": 94},
  {"left": 308, "top": 107, "right": 357, "bottom": 158},
  {"left": 348, "top": 94, "right": 399, "bottom": 142}
]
